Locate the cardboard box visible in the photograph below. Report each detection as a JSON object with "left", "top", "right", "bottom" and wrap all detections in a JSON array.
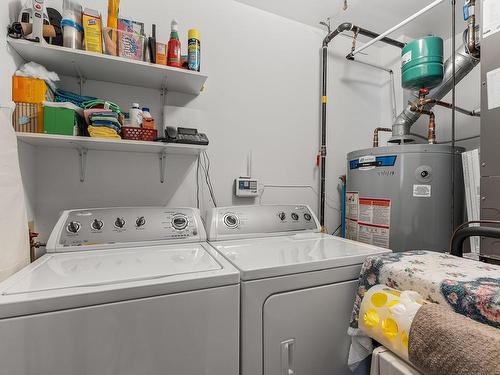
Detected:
[
  {"left": 12, "top": 76, "right": 47, "bottom": 103},
  {"left": 12, "top": 103, "right": 43, "bottom": 133},
  {"left": 83, "top": 8, "right": 103, "bottom": 53},
  {"left": 156, "top": 42, "right": 167, "bottom": 65}
]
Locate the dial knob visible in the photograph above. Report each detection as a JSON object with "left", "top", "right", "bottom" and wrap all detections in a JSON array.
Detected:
[
  {"left": 223, "top": 214, "right": 239, "bottom": 229},
  {"left": 304, "top": 213, "right": 312, "bottom": 221},
  {"left": 91, "top": 219, "right": 104, "bottom": 231},
  {"left": 291, "top": 212, "right": 299, "bottom": 221},
  {"left": 136, "top": 216, "right": 146, "bottom": 227},
  {"left": 278, "top": 212, "right": 286, "bottom": 221},
  {"left": 66, "top": 221, "right": 81, "bottom": 233},
  {"left": 114, "top": 217, "right": 126, "bottom": 229},
  {"left": 172, "top": 215, "right": 188, "bottom": 231}
]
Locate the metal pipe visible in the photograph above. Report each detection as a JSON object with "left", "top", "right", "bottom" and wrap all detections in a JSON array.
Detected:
[
  {"left": 373, "top": 127, "right": 392, "bottom": 147},
  {"left": 350, "top": 0, "right": 445, "bottom": 57},
  {"left": 320, "top": 22, "right": 405, "bottom": 228},
  {"left": 348, "top": 58, "right": 397, "bottom": 120},
  {"left": 466, "top": 0, "right": 480, "bottom": 57},
  {"left": 439, "top": 134, "right": 480, "bottom": 143},
  {"left": 452, "top": 0, "right": 457, "bottom": 239},
  {"left": 428, "top": 111, "right": 436, "bottom": 144},
  {"left": 390, "top": 70, "right": 397, "bottom": 122},
  {"left": 419, "top": 98, "right": 480, "bottom": 117},
  {"left": 348, "top": 58, "right": 393, "bottom": 73},
  {"left": 389, "top": 43, "right": 479, "bottom": 143}
]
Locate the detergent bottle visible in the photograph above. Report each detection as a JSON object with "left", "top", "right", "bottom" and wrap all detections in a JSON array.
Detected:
[{"left": 167, "top": 20, "right": 181, "bottom": 68}]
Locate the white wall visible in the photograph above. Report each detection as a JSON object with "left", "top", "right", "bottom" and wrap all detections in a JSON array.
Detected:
[{"left": 4, "top": 0, "right": 388, "bottom": 244}]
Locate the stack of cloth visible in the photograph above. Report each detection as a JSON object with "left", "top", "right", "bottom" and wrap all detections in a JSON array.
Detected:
[
  {"left": 84, "top": 109, "right": 122, "bottom": 139},
  {"left": 55, "top": 89, "right": 97, "bottom": 108}
]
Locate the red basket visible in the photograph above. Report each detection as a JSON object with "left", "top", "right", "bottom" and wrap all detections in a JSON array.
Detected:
[{"left": 121, "top": 126, "right": 157, "bottom": 141}]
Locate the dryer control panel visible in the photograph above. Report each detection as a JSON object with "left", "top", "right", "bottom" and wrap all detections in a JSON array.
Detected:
[
  {"left": 206, "top": 205, "right": 320, "bottom": 241},
  {"left": 47, "top": 207, "right": 206, "bottom": 252}
]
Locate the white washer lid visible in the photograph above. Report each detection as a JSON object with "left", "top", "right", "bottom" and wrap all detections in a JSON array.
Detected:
[
  {"left": 0, "top": 243, "right": 239, "bottom": 318},
  {"left": 211, "top": 233, "right": 391, "bottom": 280}
]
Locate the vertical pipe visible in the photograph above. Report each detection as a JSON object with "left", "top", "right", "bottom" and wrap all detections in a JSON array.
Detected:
[
  {"left": 390, "top": 70, "right": 397, "bottom": 122},
  {"left": 320, "top": 46, "right": 328, "bottom": 230},
  {"left": 451, "top": 0, "right": 457, "bottom": 233},
  {"left": 340, "top": 176, "right": 346, "bottom": 237}
]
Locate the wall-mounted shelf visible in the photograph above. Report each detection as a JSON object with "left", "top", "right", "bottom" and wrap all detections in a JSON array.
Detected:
[
  {"left": 17, "top": 133, "right": 206, "bottom": 183},
  {"left": 8, "top": 38, "right": 207, "bottom": 94}
]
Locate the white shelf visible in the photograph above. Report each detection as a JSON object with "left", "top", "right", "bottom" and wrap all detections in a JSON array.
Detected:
[
  {"left": 17, "top": 133, "right": 206, "bottom": 183},
  {"left": 16, "top": 132, "right": 206, "bottom": 154},
  {"left": 8, "top": 38, "right": 207, "bottom": 94}
]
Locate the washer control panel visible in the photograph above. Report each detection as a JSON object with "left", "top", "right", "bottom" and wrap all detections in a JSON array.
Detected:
[
  {"left": 47, "top": 207, "right": 205, "bottom": 252},
  {"left": 206, "top": 204, "right": 320, "bottom": 241}
]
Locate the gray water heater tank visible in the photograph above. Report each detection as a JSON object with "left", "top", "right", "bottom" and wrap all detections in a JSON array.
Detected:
[{"left": 346, "top": 144, "right": 464, "bottom": 252}]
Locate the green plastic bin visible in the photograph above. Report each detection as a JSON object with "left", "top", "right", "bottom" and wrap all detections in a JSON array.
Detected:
[{"left": 43, "top": 106, "right": 80, "bottom": 136}]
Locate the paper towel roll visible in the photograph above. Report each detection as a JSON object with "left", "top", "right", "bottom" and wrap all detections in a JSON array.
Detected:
[
  {"left": 359, "top": 284, "right": 425, "bottom": 359},
  {"left": 0, "top": 106, "right": 30, "bottom": 282}
]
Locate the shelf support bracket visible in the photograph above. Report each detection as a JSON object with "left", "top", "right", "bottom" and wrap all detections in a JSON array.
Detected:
[
  {"left": 78, "top": 147, "right": 88, "bottom": 182},
  {"left": 159, "top": 151, "right": 167, "bottom": 183}
]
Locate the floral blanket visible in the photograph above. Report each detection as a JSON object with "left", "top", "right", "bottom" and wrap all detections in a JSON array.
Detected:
[{"left": 347, "top": 251, "right": 500, "bottom": 368}]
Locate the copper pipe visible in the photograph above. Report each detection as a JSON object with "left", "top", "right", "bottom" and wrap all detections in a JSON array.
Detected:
[
  {"left": 418, "top": 98, "right": 480, "bottom": 117},
  {"left": 466, "top": 0, "right": 479, "bottom": 57},
  {"left": 427, "top": 112, "right": 436, "bottom": 144},
  {"left": 373, "top": 127, "right": 392, "bottom": 147},
  {"left": 409, "top": 106, "right": 436, "bottom": 144}
]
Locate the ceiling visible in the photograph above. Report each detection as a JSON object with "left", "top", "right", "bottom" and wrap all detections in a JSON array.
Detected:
[{"left": 235, "top": 0, "right": 465, "bottom": 40}]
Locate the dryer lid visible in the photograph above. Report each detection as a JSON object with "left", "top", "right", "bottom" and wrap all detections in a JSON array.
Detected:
[{"left": 211, "top": 233, "right": 391, "bottom": 280}]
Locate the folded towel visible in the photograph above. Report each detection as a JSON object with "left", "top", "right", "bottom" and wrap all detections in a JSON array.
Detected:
[
  {"left": 90, "top": 121, "right": 121, "bottom": 133},
  {"left": 87, "top": 125, "right": 121, "bottom": 139},
  {"left": 409, "top": 303, "right": 500, "bottom": 375}
]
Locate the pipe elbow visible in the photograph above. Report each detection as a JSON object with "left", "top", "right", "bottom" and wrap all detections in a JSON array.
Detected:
[
  {"left": 337, "top": 22, "right": 353, "bottom": 33},
  {"left": 323, "top": 22, "right": 353, "bottom": 47}
]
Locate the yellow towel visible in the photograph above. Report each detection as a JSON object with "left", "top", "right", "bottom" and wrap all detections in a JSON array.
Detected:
[{"left": 88, "top": 125, "right": 121, "bottom": 139}]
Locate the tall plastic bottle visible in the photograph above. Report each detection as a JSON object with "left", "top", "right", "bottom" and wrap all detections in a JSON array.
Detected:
[
  {"left": 187, "top": 29, "right": 201, "bottom": 71},
  {"left": 167, "top": 20, "right": 181, "bottom": 68}
]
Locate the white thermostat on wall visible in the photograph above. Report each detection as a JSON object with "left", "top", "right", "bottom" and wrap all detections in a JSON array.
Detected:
[{"left": 235, "top": 177, "right": 259, "bottom": 197}]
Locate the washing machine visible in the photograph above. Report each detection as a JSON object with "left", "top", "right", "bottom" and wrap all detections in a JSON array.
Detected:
[
  {"left": 206, "top": 204, "right": 391, "bottom": 375},
  {"left": 0, "top": 207, "right": 239, "bottom": 375}
]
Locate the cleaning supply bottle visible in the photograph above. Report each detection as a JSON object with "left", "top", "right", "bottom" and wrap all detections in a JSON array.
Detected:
[
  {"left": 129, "top": 103, "right": 142, "bottom": 128},
  {"left": 187, "top": 29, "right": 201, "bottom": 71},
  {"left": 167, "top": 20, "right": 181, "bottom": 68}
]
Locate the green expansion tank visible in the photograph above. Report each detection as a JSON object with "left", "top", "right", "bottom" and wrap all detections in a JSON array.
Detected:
[{"left": 401, "top": 36, "right": 444, "bottom": 90}]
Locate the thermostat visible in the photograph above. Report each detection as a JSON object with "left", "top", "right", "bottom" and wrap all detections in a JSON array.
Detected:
[{"left": 235, "top": 178, "right": 259, "bottom": 197}]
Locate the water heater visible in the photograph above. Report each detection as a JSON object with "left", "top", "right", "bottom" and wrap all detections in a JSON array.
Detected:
[{"left": 345, "top": 144, "right": 464, "bottom": 252}]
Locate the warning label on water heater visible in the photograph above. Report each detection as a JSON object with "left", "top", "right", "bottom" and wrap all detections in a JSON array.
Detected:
[{"left": 345, "top": 194, "right": 391, "bottom": 248}]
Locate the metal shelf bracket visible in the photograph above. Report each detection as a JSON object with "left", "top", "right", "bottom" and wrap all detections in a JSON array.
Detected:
[
  {"left": 78, "top": 147, "right": 88, "bottom": 182},
  {"left": 159, "top": 151, "right": 167, "bottom": 183}
]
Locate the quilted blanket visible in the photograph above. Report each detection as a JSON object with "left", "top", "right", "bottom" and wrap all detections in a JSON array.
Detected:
[{"left": 347, "top": 250, "right": 500, "bottom": 368}]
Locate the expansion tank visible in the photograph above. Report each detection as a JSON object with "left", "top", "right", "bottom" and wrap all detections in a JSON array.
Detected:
[{"left": 346, "top": 144, "right": 464, "bottom": 252}]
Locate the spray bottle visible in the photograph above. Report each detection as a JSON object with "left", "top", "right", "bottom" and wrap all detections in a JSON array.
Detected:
[
  {"left": 187, "top": 29, "right": 201, "bottom": 71},
  {"left": 167, "top": 19, "right": 181, "bottom": 68}
]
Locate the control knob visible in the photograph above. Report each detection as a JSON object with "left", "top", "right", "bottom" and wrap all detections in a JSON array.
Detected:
[
  {"left": 91, "top": 219, "right": 104, "bottom": 231},
  {"left": 172, "top": 215, "right": 188, "bottom": 231},
  {"left": 304, "top": 213, "right": 312, "bottom": 221},
  {"left": 278, "top": 212, "right": 286, "bottom": 221},
  {"left": 114, "top": 217, "right": 126, "bottom": 229},
  {"left": 291, "top": 212, "right": 299, "bottom": 221},
  {"left": 136, "top": 216, "right": 146, "bottom": 227},
  {"left": 223, "top": 214, "right": 239, "bottom": 229},
  {"left": 66, "top": 221, "right": 81, "bottom": 234}
]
